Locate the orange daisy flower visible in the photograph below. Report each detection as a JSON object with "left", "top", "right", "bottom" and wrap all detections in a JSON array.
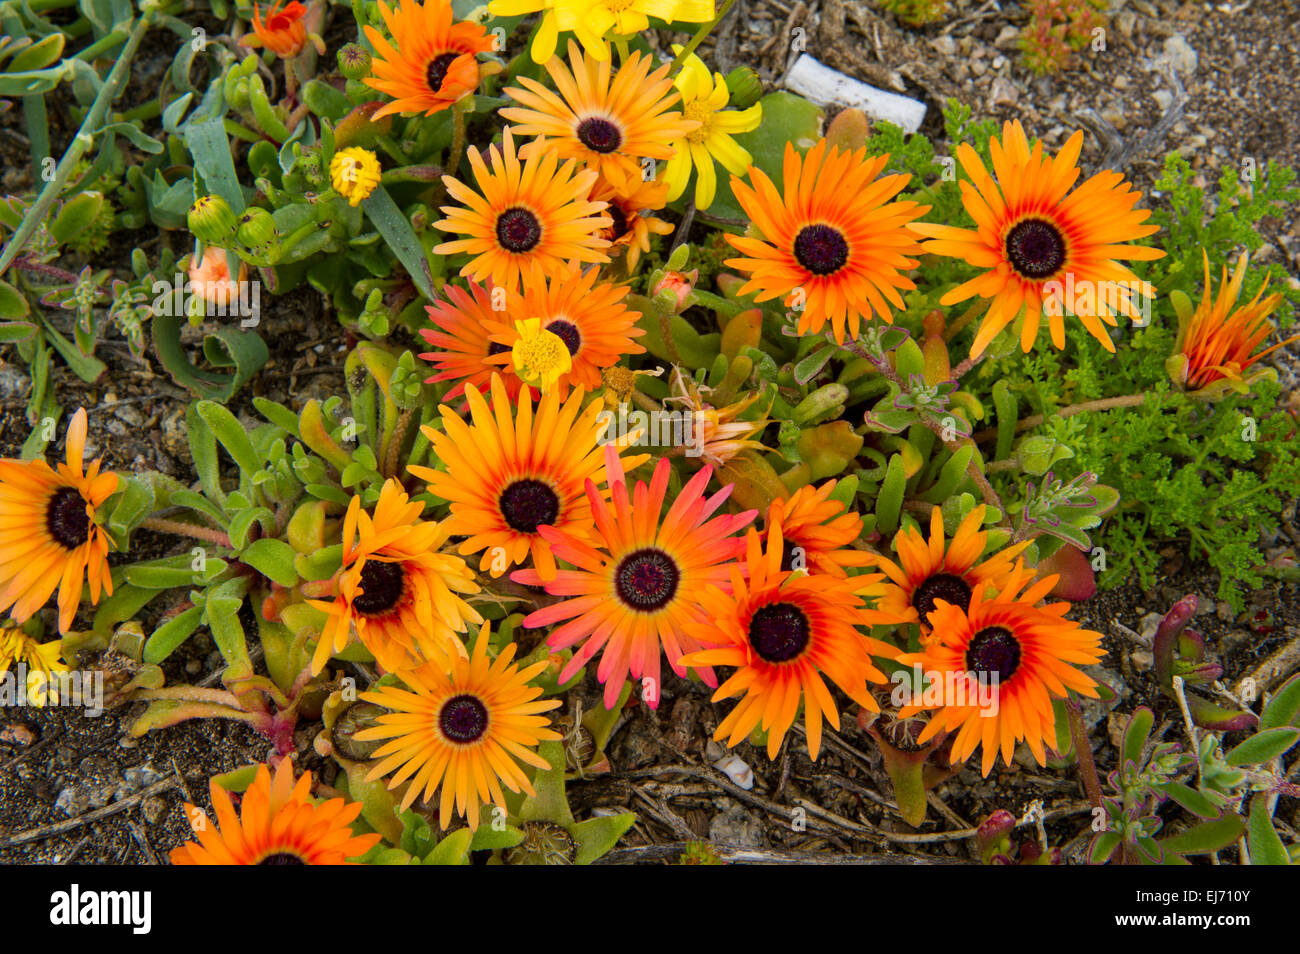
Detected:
[
  {"left": 1172, "top": 249, "right": 1296, "bottom": 391},
  {"left": 724, "top": 139, "right": 931, "bottom": 344},
  {"left": 501, "top": 41, "right": 698, "bottom": 194},
  {"left": 409, "top": 374, "right": 648, "bottom": 581},
  {"left": 513, "top": 449, "right": 758, "bottom": 709},
  {"left": 591, "top": 175, "right": 674, "bottom": 270},
  {"left": 170, "top": 762, "right": 381, "bottom": 864},
  {"left": 241, "top": 1, "right": 307, "bottom": 59},
  {"left": 0, "top": 408, "right": 117, "bottom": 633},
  {"left": 362, "top": 0, "right": 495, "bottom": 119},
  {"left": 356, "top": 622, "right": 562, "bottom": 828},
  {"left": 304, "top": 479, "right": 483, "bottom": 676},
  {"left": 873, "top": 505, "right": 1029, "bottom": 630},
  {"left": 768, "top": 480, "right": 873, "bottom": 578},
  {"left": 434, "top": 128, "right": 612, "bottom": 293},
  {"left": 678, "top": 522, "right": 904, "bottom": 760},
  {"left": 418, "top": 280, "right": 523, "bottom": 402},
  {"left": 897, "top": 563, "right": 1104, "bottom": 776},
  {"left": 508, "top": 263, "right": 645, "bottom": 396},
  {"left": 913, "top": 120, "right": 1165, "bottom": 356}
]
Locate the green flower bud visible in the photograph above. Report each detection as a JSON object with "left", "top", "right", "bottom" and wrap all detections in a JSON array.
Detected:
[
  {"left": 236, "top": 207, "right": 281, "bottom": 263},
  {"left": 188, "top": 194, "right": 238, "bottom": 244},
  {"left": 724, "top": 66, "right": 763, "bottom": 109},
  {"left": 337, "top": 43, "right": 372, "bottom": 81},
  {"left": 236, "top": 207, "right": 278, "bottom": 248}
]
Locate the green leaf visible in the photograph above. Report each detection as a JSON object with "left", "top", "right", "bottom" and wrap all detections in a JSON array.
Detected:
[
  {"left": 1260, "top": 673, "right": 1300, "bottom": 730},
  {"left": 205, "top": 577, "right": 251, "bottom": 670},
  {"left": 518, "top": 741, "right": 574, "bottom": 826},
  {"left": 0, "top": 320, "right": 36, "bottom": 341},
  {"left": 1122, "top": 707, "right": 1153, "bottom": 769},
  {"left": 210, "top": 764, "right": 260, "bottom": 793},
  {"left": 991, "top": 379, "right": 1017, "bottom": 462},
  {"left": 875, "top": 452, "right": 906, "bottom": 536},
  {"left": 301, "top": 79, "right": 350, "bottom": 122},
  {"left": 196, "top": 400, "right": 262, "bottom": 475},
  {"left": 99, "top": 120, "right": 163, "bottom": 154},
  {"left": 1225, "top": 727, "right": 1300, "bottom": 767},
  {"left": 8, "top": 32, "right": 65, "bottom": 72},
  {"left": 1247, "top": 794, "right": 1290, "bottom": 865},
  {"left": 184, "top": 116, "right": 245, "bottom": 214},
  {"left": 0, "top": 64, "right": 69, "bottom": 96},
  {"left": 91, "top": 582, "right": 161, "bottom": 634},
  {"left": 1161, "top": 813, "right": 1246, "bottom": 857},
  {"left": 143, "top": 606, "right": 204, "bottom": 664},
  {"left": 124, "top": 553, "right": 225, "bottom": 589},
  {"left": 361, "top": 185, "right": 434, "bottom": 300},
  {"left": 1089, "top": 831, "right": 1122, "bottom": 865},
  {"left": 423, "top": 828, "right": 473, "bottom": 865},
  {"left": 227, "top": 506, "right": 273, "bottom": 550},
  {"left": 105, "top": 476, "right": 155, "bottom": 548},
  {"left": 0, "top": 279, "right": 30, "bottom": 320},
  {"left": 1161, "top": 781, "right": 1221, "bottom": 820},
  {"left": 241, "top": 538, "right": 299, "bottom": 587},
  {"left": 572, "top": 813, "right": 636, "bottom": 865},
  {"left": 185, "top": 402, "right": 223, "bottom": 503},
  {"left": 468, "top": 824, "right": 525, "bottom": 851},
  {"left": 154, "top": 314, "right": 269, "bottom": 403},
  {"left": 253, "top": 397, "right": 303, "bottom": 438}
]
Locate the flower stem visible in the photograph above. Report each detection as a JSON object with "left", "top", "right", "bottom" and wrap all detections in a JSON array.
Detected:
[
  {"left": 446, "top": 96, "right": 471, "bottom": 179},
  {"left": 141, "top": 517, "right": 232, "bottom": 548},
  {"left": 1066, "top": 697, "right": 1103, "bottom": 810},
  {"left": 972, "top": 390, "right": 1214, "bottom": 443},
  {"left": 669, "top": 0, "right": 739, "bottom": 75},
  {"left": 0, "top": 5, "right": 156, "bottom": 279}
]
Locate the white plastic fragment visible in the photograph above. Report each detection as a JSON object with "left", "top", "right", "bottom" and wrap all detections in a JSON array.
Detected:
[
  {"left": 782, "top": 54, "right": 927, "bottom": 134},
  {"left": 713, "top": 754, "right": 754, "bottom": 790}
]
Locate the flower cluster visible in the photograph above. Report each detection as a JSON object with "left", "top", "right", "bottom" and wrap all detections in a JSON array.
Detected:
[{"left": 7, "top": 0, "right": 1296, "bottom": 867}]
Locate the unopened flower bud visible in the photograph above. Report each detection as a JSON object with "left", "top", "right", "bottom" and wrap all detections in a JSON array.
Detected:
[
  {"left": 724, "top": 66, "right": 763, "bottom": 109},
  {"left": 188, "top": 194, "right": 238, "bottom": 245},
  {"left": 337, "top": 43, "right": 372, "bottom": 81}
]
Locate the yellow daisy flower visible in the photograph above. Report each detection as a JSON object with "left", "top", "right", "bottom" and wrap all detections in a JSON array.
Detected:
[
  {"left": 0, "top": 624, "right": 69, "bottom": 706},
  {"left": 662, "top": 49, "right": 762, "bottom": 210}
]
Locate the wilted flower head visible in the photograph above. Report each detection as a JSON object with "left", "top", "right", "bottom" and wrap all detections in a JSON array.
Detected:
[
  {"left": 330, "top": 147, "right": 383, "bottom": 207},
  {"left": 241, "top": 1, "right": 308, "bottom": 59}
]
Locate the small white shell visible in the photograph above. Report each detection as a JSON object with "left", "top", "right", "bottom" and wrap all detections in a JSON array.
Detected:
[{"left": 713, "top": 754, "right": 754, "bottom": 790}]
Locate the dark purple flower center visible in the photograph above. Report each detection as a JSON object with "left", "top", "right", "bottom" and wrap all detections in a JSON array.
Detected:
[
  {"left": 496, "top": 207, "right": 542, "bottom": 253},
  {"left": 545, "top": 319, "right": 581, "bottom": 356},
  {"left": 258, "top": 852, "right": 307, "bottom": 865},
  {"left": 425, "top": 52, "right": 461, "bottom": 93},
  {"left": 606, "top": 203, "right": 629, "bottom": 240},
  {"left": 965, "top": 626, "right": 1022, "bottom": 683},
  {"left": 499, "top": 479, "right": 560, "bottom": 533},
  {"left": 614, "top": 548, "right": 680, "bottom": 611},
  {"left": 439, "top": 693, "right": 489, "bottom": 743},
  {"left": 576, "top": 117, "right": 623, "bottom": 154},
  {"left": 1004, "top": 218, "right": 1066, "bottom": 280},
  {"left": 911, "top": 573, "right": 972, "bottom": 623},
  {"left": 748, "top": 601, "right": 811, "bottom": 663},
  {"left": 46, "top": 487, "right": 90, "bottom": 550},
  {"left": 487, "top": 340, "right": 512, "bottom": 356},
  {"left": 352, "top": 559, "right": 405, "bottom": 616},
  {"left": 793, "top": 224, "right": 849, "bottom": 276}
]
